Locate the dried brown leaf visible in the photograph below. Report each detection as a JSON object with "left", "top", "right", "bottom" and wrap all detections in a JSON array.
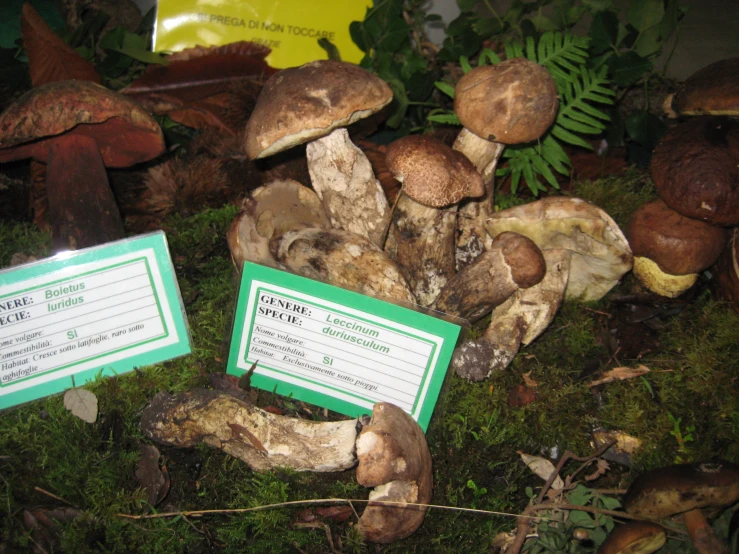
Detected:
[
  {"left": 21, "top": 3, "right": 101, "bottom": 86},
  {"left": 588, "top": 365, "right": 650, "bottom": 387},
  {"left": 518, "top": 451, "right": 565, "bottom": 490},
  {"left": 508, "top": 384, "right": 537, "bottom": 407},
  {"left": 63, "top": 388, "right": 98, "bottom": 423},
  {"left": 522, "top": 371, "right": 539, "bottom": 388},
  {"left": 228, "top": 422, "right": 268, "bottom": 454},
  {"left": 584, "top": 458, "right": 610, "bottom": 481}
]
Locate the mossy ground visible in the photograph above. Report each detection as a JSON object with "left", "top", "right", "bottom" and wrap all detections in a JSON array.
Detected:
[{"left": 1, "top": 171, "right": 738, "bottom": 553}]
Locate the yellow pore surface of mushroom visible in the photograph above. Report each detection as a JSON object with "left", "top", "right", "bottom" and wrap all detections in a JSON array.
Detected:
[{"left": 632, "top": 256, "right": 698, "bottom": 298}]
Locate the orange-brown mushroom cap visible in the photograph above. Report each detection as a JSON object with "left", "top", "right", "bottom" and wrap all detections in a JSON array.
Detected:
[{"left": 454, "top": 58, "right": 558, "bottom": 145}]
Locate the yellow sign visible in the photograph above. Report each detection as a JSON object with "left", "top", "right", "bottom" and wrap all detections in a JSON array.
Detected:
[{"left": 153, "top": 0, "right": 371, "bottom": 68}]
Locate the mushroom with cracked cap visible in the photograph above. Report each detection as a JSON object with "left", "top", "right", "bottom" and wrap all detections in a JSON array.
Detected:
[
  {"left": 0, "top": 80, "right": 165, "bottom": 251},
  {"left": 451, "top": 58, "right": 559, "bottom": 268},
  {"left": 244, "top": 60, "right": 393, "bottom": 246},
  {"left": 663, "top": 57, "right": 739, "bottom": 118}
]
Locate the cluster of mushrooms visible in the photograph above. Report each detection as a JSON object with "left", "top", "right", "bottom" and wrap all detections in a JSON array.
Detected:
[
  {"left": 227, "top": 59, "right": 634, "bottom": 383},
  {"left": 628, "top": 57, "right": 739, "bottom": 302}
]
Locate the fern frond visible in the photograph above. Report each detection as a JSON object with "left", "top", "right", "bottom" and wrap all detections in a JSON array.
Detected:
[{"left": 553, "top": 66, "right": 614, "bottom": 148}]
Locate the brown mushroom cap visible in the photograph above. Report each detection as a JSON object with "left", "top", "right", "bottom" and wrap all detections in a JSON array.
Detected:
[
  {"left": 597, "top": 521, "right": 666, "bottom": 554},
  {"left": 671, "top": 58, "right": 739, "bottom": 116},
  {"left": 651, "top": 116, "right": 739, "bottom": 226},
  {"left": 385, "top": 134, "right": 484, "bottom": 207},
  {"left": 484, "top": 197, "right": 633, "bottom": 301},
  {"left": 356, "top": 402, "right": 432, "bottom": 543},
  {"left": 245, "top": 60, "right": 393, "bottom": 159},
  {"left": 0, "top": 80, "right": 164, "bottom": 167},
  {"left": 627, "top": 199, "right": 727, "bottom": 275},
  {"left": 623, "top": 461, "right": 739, "bottom": 520},
  {"left": 454, "top": 58, "right": 559, "bottom": 144}
]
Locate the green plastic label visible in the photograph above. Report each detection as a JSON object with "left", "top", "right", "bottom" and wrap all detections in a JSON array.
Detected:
[
  {"left": 227, "top": 262, "right": 461, "bottom": 431},
  {"left": 0, "top": 232, "right": 192, "bottom": 409}
]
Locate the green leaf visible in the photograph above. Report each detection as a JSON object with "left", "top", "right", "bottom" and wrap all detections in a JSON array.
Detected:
[
  {"left": 634, "top": 26, "right": 662, "bottom": 58},
  {"left": 478, "top": 48, "right": 502, "bottom": 66},
  {"left": 569, "top": 510, "right": 595, "bottom": 528},
  {"left": 473, "top": 17, "right": 503, "bottom": 38},
  {"left": 377, "top": 18, "right": 410, "bottom": 51},
  {"left": 349, "top": 21, "right": 367, "bottom": 51},
  {"left": 599, "top": 496, "right": 622, "bottom": 510},
  {"left": 609, "top": 51, "right": 652, "bottom": 86},
  {"left": 457, "top": 0, "right": 478, "bottom": 12},
  {"left": 625, "top": 111, "right": 667, "bottom": 149},
  {"left": 626, "top": 0, "right": 664, "bottom": 31},
  {"left": 581, "top": 0, "right": 613, "bottom": 11},
  {"left": 427, "top": 113, "right": 461, "bottom": 125},
  {"left": 459, "top": 55, "right": 472, "bottom": 73},
  {"left": 385, "top": 77, "right": 409, "bottom": 128},
  {"left": 567, "top": 484, "right": 594, "bottom": 506},
  {"left": 589, "top": 11, "right": 619, "bottom": 55},
  {"left": 434, "top": 81, "right": 455, "bottom": 98}
]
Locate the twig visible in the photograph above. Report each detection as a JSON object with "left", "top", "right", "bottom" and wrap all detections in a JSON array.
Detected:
[
  {"left": 507, "top": 440, "right": 617, "bottom": 554},
  {"left": 117, "top": 498, "right": 545, "bottom": 521},
  {"left": 34, "top": 486, "right": 77, "bottom": 507}
]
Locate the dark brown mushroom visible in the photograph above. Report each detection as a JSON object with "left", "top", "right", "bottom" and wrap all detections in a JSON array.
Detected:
[
  {"left": 651, "top": 116, "right": 739, "bottom": 227},
  {"left": 355, "top": 402, "right": 432, "bottom": 543},
  {"left": 713, "top": 227, "right": 739, "bottom": 312},
  {"left": 665, "top": 58, "right": 739, "bottom": 117},
  {"left": 624, "top": 462, "right": 739, "bottom": 554},
  {"left": 626, "top": 199, "right": 727, "bottom": 297},
  {"left": 0, "top": 80, "right": 165, "bottom": 251},
  {"left": 596, "top": 521, "right": 666, "bottom": 554}
]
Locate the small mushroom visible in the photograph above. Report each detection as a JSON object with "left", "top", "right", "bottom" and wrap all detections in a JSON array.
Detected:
[
  {"left": 384, "top": 134, "right": 484, "bottom": 305},
  {"left": 0, "top": 80, "right": 165, "bottom": 250},
  {"left": 623, "top": 461, "right": 739, "bottom": 554},
  {"left": 226, "top": 179, "right": 329, "bottom": 270},
  {"left": 140, "top": 390, "right": 358, "bottom": 472},
  {"left": 651, "top": 116, "right": 739, "bottom": 226},
  {"left": 626, "top": 199, "right": 726, "bottom": 297},
  {"left": 451, "top": 58, "right": 559, "bottom": 268},
  {"left": 431, "top": 231, "right": 545, "bottom": 322},
  {"left": 270, "top": 228, "right": 416, "bottom": 305},
  {"left": 245, "top": 60, "right": 393, "bottom": 246},
  {"left": 452, "top": 197, "right": 632, "bottom": 379},
  {"left": 596, "top": 521, "right": 666, "bottom": 554},
  {"left": 355, "top": 402, "right": 432, "bottom": 543},
  {"left": 664, "top": 57, "right": 739, "bottom": 118}
]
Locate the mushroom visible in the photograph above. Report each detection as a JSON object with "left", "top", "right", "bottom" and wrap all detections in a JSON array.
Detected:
[
  {"left": 453, "top": 197, "right": 632, "bottom": 379},
  {"left": 650, "top": 116, "right": 739, "bottom": 227},
  {"left": 451, "top": 58, "right": 559, "bottom": 268},
  {"left": 596, "top": 521, "right": 666, "bottom": 554},
  {"left": 140, "top": 390, "right": 358, "bottom": 472},
  {"left": 270, "top": 228, "right": 416, "bottom": 305},
  {"left": 226, "top": 179, "right": 330, "bottom": 271},
  {"left": 713, "top": 227, "right": 738, "bottom": 312},
  {"left": 431, "top": 231, "right": 545, "bottom": 322},
  {"left": 626, "top": 199, "right": 727, "bottom": 297},
  {"left": 0, "top": 80, "right": 165, "bottom": 250},
  {"left": 383, "top": 134, "right": 484, "bottom": 306},
  {"left": 623, "top": 461, "right": 739, "bottom": 554},
  {"left": 355, "top": 402, "right": 432, "bottom": 543},
  {"left": 663, "top": 57, "right": 739, "bottom": 118},
  {"left": 244, "top": 60, "right": 393, "bottom": 247}
]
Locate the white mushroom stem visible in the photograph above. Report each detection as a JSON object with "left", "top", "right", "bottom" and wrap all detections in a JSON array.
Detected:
[
  {"left": 306, "top": 128, "right": 390, "bottom": 248},
  {"left": 140, "top": 390, "right": 358, "bottom": 472},
  {"left": 452, "top": 249, "right": 570, "bottom": 380},
  {"left": 452, "top": 128, "right": 505, "bottom": 269},
  {"left": 385, "top": 194, "right": 457, "bottom": 307}
]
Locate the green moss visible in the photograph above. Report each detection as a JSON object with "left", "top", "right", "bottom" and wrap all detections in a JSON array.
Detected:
[{"left": 1, "top": 170, "right": 737, "bottom": 553}]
